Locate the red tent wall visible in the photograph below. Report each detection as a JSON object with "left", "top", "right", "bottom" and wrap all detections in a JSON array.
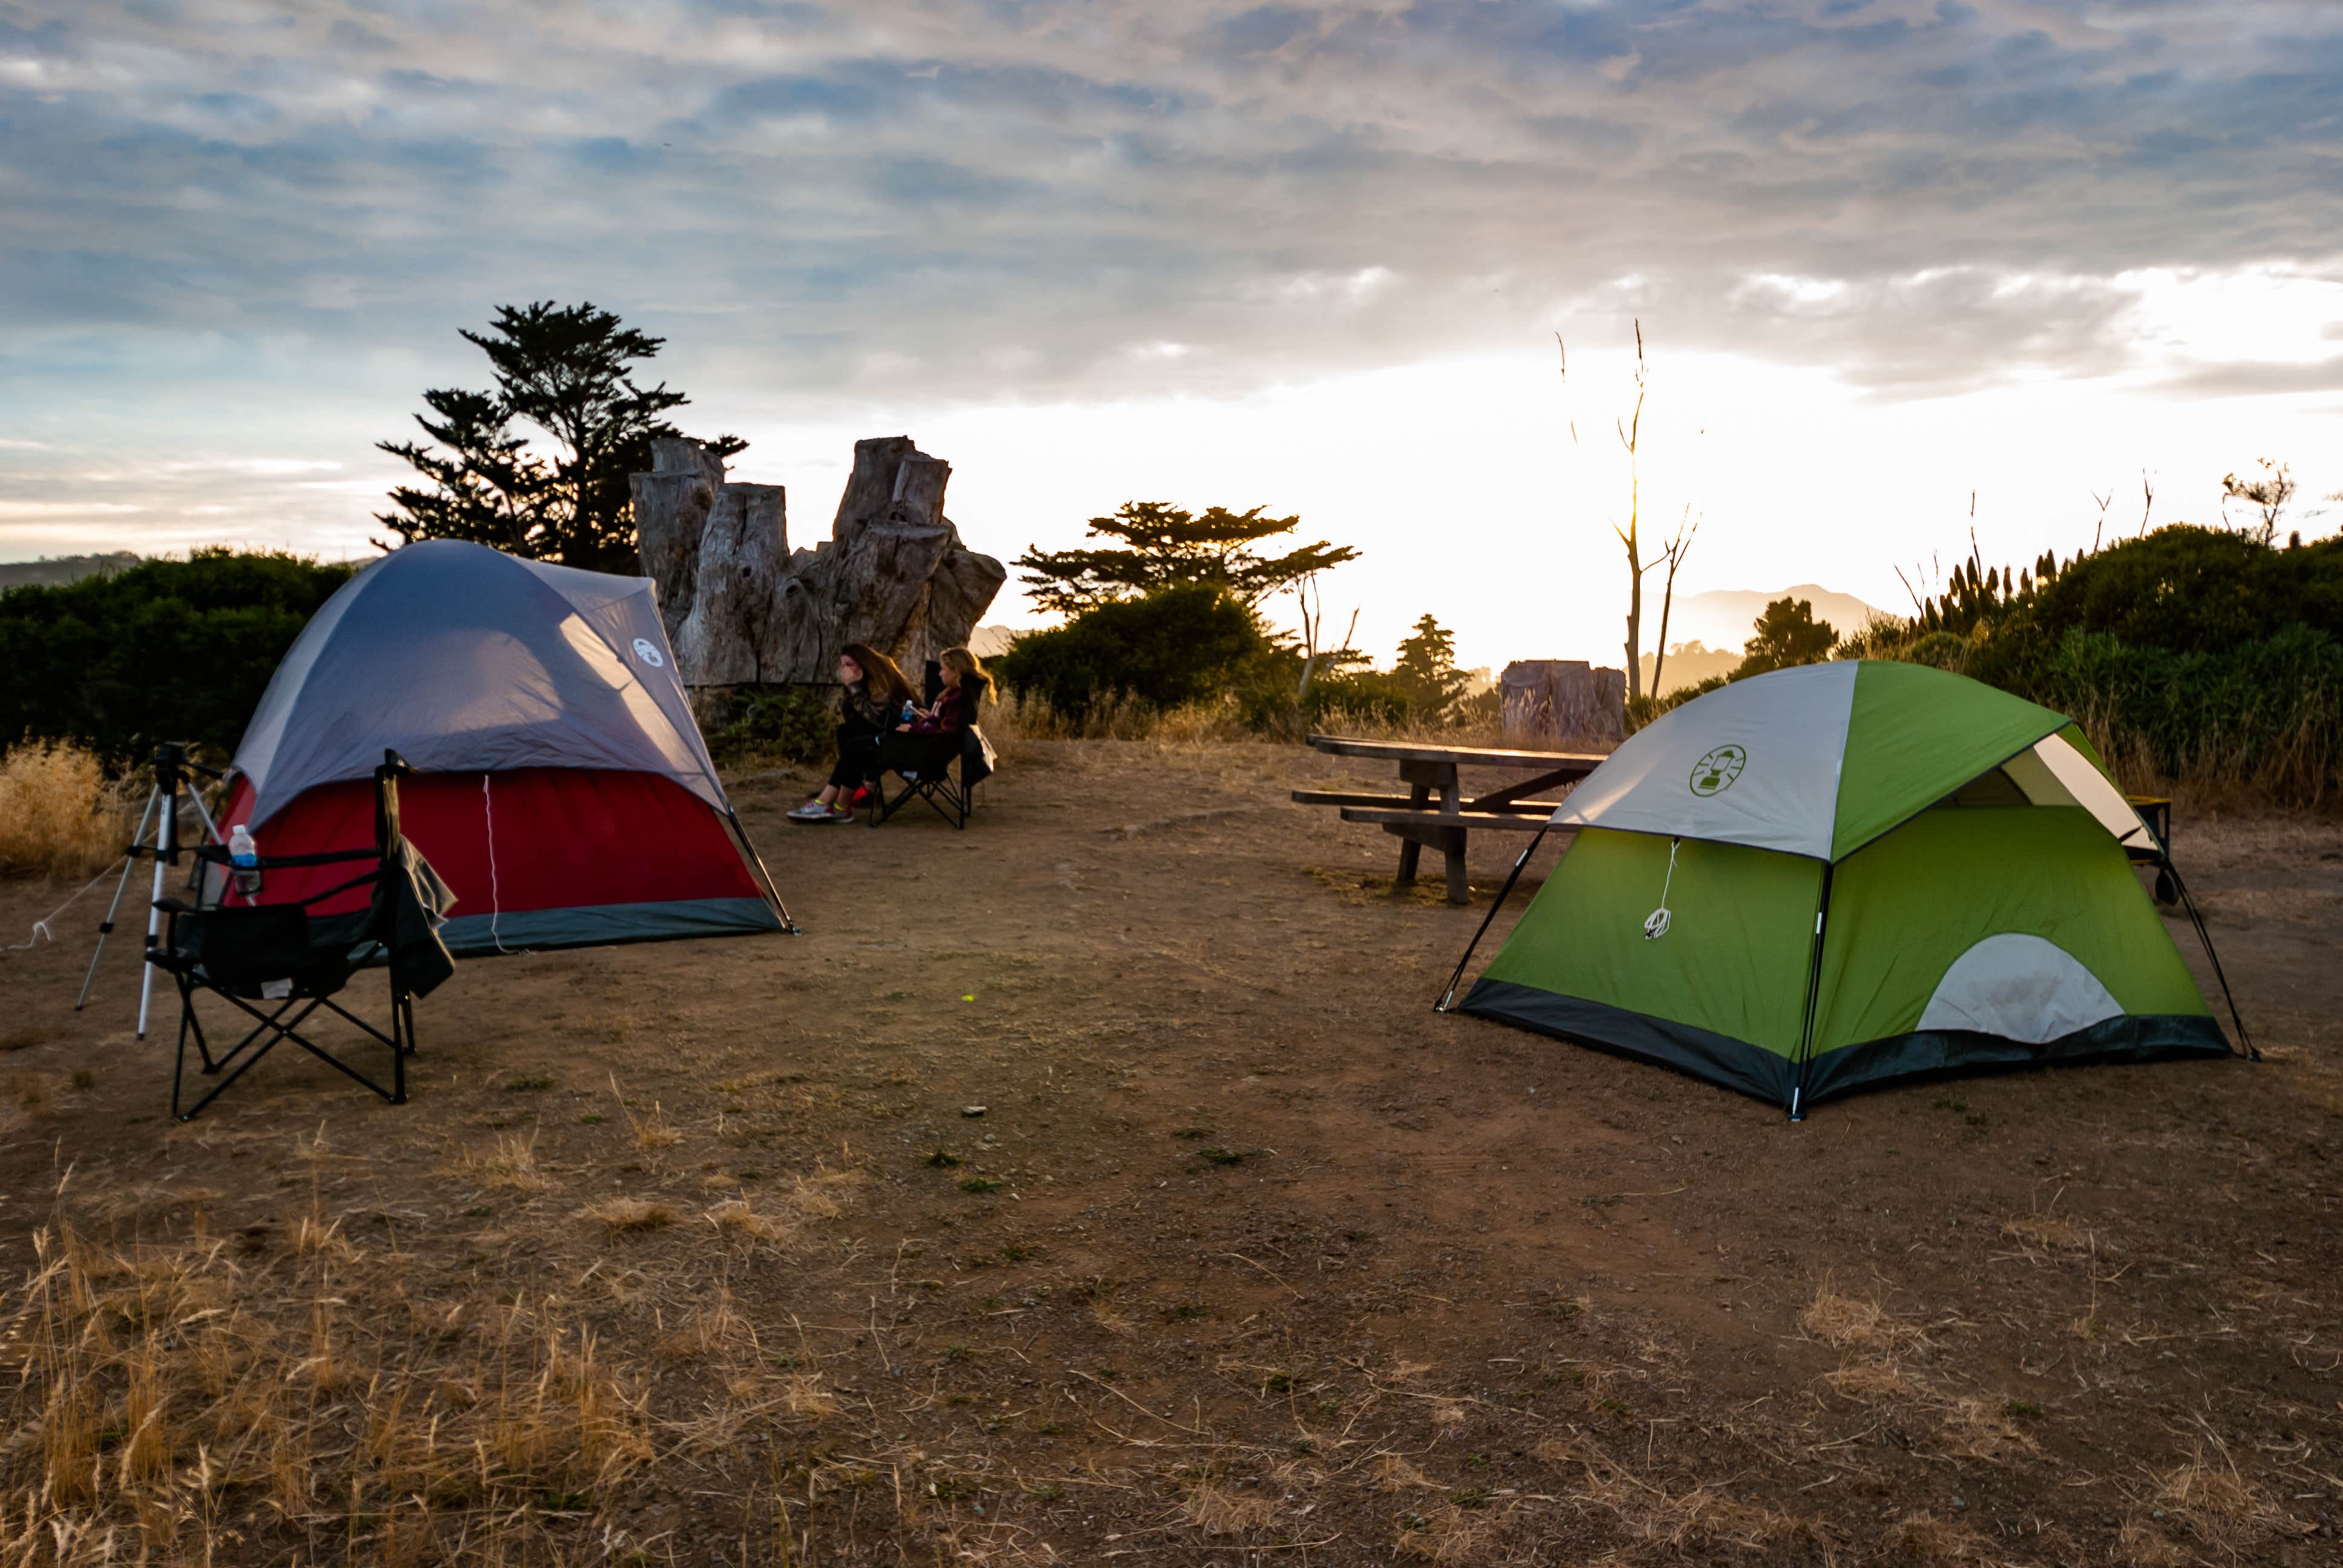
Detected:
[{"left": 217, "top": 768, "right": 779, "bottom": 954}]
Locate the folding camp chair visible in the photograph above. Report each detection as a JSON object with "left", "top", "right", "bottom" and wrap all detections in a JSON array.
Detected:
[
  {"left": 867, "top": 662, "right": 995, "bottom": 829},
  {"left": 148, "top": 751, "right": 454, "bottom": 1122},
  {"left": 867, "top": 728, "right": 994, "bottom": 829}
]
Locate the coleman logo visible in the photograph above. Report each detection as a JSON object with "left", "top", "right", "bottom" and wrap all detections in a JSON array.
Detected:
[
  {"left": 631, "top": 638, "right": 665, "bottom": 668},
  {"left": 1690, "top": 744, "right": 1746, "bottom": 797}
]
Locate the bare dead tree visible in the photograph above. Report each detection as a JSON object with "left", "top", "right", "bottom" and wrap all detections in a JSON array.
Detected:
[
  {"left": 2221, "top": 458, "right": 2295, "bottom": 546},
  {"left": 2090, "top": 487, "right": 2112, "bottom": 554},
  {"left": 1290, "top": 571, "right": 1360, "bottom": 701},
  {"left": 1602, "top": 322, "right": 1654, "bottom": 701},
  {"left": 2138, "top": 470, "right": 2155, "bottom": 539},
  {"left": 1648, "top": 505, "right": 1698, "bottom": 699}
]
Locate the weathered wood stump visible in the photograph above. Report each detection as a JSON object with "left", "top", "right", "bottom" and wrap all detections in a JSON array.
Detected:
[
  {"left": 1501, "top": 659, "right": 1627, "bottom": 748},
  {"left": 630, "top": 436, "right": 1006, "bottom": 688}
]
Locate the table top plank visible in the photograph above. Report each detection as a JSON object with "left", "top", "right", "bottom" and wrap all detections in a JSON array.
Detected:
[{"left": 1308, "top": 734, "right": 1608, "bottom": 772}]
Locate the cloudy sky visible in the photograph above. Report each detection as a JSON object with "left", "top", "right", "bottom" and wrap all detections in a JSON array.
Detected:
[{"left": 5, "top": 0, "right": 2342, "bottom": 665}]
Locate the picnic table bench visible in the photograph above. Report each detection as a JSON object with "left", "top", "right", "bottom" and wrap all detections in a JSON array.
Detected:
[{"left": 1294, "top": 734, "right": 1605, "bottom": 904}]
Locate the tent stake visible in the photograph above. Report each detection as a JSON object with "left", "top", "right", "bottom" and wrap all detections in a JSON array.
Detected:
[{"left": 1435, "top": 824, "right": 1551, "bottom": 1012}]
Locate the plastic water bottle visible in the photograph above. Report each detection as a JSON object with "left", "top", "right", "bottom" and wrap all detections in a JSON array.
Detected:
[{"left": 228, "top": 825, "right": 262, "bottom": 899}]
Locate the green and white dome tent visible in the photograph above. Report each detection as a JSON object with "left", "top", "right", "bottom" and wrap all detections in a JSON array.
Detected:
[{"left": 1446, "top": 660, "right": 2249, "bottom": 1117}]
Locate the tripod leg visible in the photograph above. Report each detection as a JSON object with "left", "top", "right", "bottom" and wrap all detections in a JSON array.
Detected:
[
  {"left": 76, "top": 787, "right": 159, "bottom": 1011},
  {"left": 136, "top": 783, "right": 174, "bottom": 1041}
]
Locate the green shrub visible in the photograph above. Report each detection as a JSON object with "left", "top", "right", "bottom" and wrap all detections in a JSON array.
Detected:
[
  {"left": 1300, "top": 669, "right": 1417, "bottom": 727},
  {"left": 0, "top": 549, "right": 355, "bottom": 765},
  {"left": 2011, "top": 526, "right": 2343, "bottom": 659},
  {"left": 699, "top": 686, "right": 835, "bottom": 765},
  {"left": 1848, "top": 527, "right": 2343, "bottom": 802},
  {"left": 1235, "top": 666, "right": 1418, "bottom": 736},
  {"left": 995, "top": 584, "right": 1273, "bottom": 720}
]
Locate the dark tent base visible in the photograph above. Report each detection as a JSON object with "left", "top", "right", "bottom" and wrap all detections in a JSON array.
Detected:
[
  {"left": 1458, "top": 978, "right": 2235, "bottom": 1112},
  {"left": 440, "top": 897, "right": 784, "bottom": 958}
]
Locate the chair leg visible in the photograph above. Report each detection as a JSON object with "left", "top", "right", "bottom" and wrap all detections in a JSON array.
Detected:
[
  {"left": 391, "top": 973, "right": 407, "bottom": 1105},
  {"left": 171, "top": 997, "right": 315, "bottom": 1122}
]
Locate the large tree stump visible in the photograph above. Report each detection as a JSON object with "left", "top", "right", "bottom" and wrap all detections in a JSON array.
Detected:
[
  {"left": 635, "top": 436, "right": 1006, "bottom": 688},
  {"left": 629, "top": 438, "right": 727, "bottom": 638},
  {"left": 674, "top": 483, "right": 789, "bottom": 684},
  {"left": 1502, "top": 660, "right": 1627, "bottom": 748}
]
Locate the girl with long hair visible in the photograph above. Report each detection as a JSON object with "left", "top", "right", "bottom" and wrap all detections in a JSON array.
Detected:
[{"left": 788, "top": 642, "right": 916, "bottom": 823}]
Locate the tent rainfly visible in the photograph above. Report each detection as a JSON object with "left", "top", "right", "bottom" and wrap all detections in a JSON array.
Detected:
[
  {"left": 213, "top": 540, "right": 791, "bottom": 954},
  {"left": 1448, "top": 661, "right": 2246, "bottom": 1116}
]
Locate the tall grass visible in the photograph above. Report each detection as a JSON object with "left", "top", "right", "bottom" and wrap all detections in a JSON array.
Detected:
[
  {"left": 984, "top": 690, "right": 1519, "bottom": 750},
  {"left": 0, "top": 740, "right": 130, "bottom": 880}
]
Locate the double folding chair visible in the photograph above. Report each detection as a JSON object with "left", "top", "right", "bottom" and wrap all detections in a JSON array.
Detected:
[
  {"left": 148, "top": 751, "right": 454, "bottom": 1122},
  {"left": 866, "top": 727, "right": 996, "bottom": 829},
  {"left": 866, "top": 664, "right": 997, "bottom": 830}
]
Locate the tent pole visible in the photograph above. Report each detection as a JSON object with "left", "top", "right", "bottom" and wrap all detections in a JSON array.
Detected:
[
  {"left": 1435, "top": 825, "right": 1550, "bottom": 1013},
  {"left": 2162, "top": 860, "right": 2253, "bottom": 1060},
  {"left": 727, "top": 811, "right": 799, "bottom": 935},
  {"left": 1787, "top": 862, "right": 1835, "bottom": 1121}
]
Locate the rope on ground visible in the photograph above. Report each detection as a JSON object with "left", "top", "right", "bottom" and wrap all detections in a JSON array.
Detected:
[{"left": 2, "top": 863, "right": 120, "bottom": 956}]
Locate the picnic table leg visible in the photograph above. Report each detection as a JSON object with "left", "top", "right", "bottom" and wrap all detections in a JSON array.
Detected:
[
  {"left": 1394, "top": 760, "right": 1450, "bottom": 886},
  {"left": 1441, "top": 829, "right": 1470, "bottom": 905},
  {"left": 1394, "top": 776, "right": 1432, "bottom": 884}
]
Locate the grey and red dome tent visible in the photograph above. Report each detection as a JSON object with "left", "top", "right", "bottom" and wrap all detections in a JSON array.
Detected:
[{"left": 212, "top": 540, "right": 790, "bottom": 953}]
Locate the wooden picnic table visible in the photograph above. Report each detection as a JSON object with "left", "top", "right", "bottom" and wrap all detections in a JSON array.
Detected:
[{"left": 1294, "top": 734, "right": 1605, "bottom": 904}]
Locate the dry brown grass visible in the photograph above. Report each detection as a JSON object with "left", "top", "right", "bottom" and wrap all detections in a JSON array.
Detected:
[
  {"left": 705, "top": 1196, "right": 789, "bottom": 1242},
  {"left": 1394, "top": 1501, "right": 1500, "bottom": 1564},
  {"left": 1880, "top": 1508, "right": 1992, "bottom": 1563},
  {"left": 447, "top": 1130, "right": 551, "bottom": 1191},
  {"left": 583, "top": 1197, "right": 677, "bottom": 1234},
  {"left": 1374, "top": 1452, "right": 1440, "bottom": 1492},
  {"left": 1823, "top": 1357, "right": 1915, "bottom": 1402},
  {"left": 1936, "top": 1395, "right": 2045, "bottom": 1463},
  {"left": 784, "top": 1166, "right": 862, "bottom": 1221},
  {"left": 1179, "top": 1477, "right": 1277, "bottom": 1535},
  {"left": 2001, "top": 1212, "right": 2092, "bottom": 1250},
  {"left": 1, "top": 1215, "right": 661, "bottom": 1563},
  {"left": 2146, "top": 1444, "right": 2312, "bottom": 1556},
  {"left": 1800, "top": 1272, "right": 1927, "bottom": 1354},
  {"left": 985, "top": 688, "right": 1568, "bottom": 754},
  {"left": 0, "top": 739, "right": 131, "bottom": 880}
]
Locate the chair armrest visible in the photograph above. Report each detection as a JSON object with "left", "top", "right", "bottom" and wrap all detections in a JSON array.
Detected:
[{"left": 152, "top": 897, "right": 202, "bottom": 915}]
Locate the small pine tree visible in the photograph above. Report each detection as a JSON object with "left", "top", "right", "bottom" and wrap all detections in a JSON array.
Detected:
[
  {"left": 1391, "top": 613, "right": 1470, "bottom": 724},
  {"left": 1013, "top": 501, "right": 1359, "bottom": 613},
  {"left": 1734, "top": 598, "right": 1838, "bottom": 678}
]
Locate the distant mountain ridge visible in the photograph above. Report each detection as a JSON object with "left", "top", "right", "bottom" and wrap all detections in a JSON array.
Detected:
[
  {"left": 0, "top": 553, "right": 140, "bottom": 594},
  {"left": 1665, "top": 583, "right": 1885, "bottom": 655}
]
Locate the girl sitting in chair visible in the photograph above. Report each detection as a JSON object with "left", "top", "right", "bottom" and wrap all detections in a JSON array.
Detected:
[
  {"left": 872, "top": 645, "right": 990, "bottom": 779},
  {"left": 788, "top": 643, "right": 917, "bottom": 823}
]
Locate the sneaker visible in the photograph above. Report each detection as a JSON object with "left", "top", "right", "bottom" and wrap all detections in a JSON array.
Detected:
[
  {"left": 785, "top": 801, "right": 832, "bottom": 822},
  {"left": 821, "top": 805, "right": 853, "bottom": 823}
]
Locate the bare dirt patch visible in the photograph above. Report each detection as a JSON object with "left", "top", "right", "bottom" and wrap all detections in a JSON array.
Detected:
[{"left": 0, "top": 740, "right": 2338, "bottom": 1563}]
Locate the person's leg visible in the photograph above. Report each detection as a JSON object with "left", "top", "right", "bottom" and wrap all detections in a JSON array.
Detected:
[{"left": 792, "top": 728, "right": 870, "bottom": 818}]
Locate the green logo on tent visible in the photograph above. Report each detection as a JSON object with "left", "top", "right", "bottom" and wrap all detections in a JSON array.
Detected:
[{"left": 1690, "top": 745, "right": 1746, "bottom": 797}]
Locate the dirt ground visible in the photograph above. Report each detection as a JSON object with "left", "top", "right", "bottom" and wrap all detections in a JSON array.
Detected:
[{"left": 2, "top": 739, "right": 2339, "bottom": 1566}]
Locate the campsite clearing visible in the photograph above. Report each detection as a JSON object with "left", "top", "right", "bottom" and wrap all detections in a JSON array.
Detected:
[{"left": 2, "top": 740, "right": 2338, "bottom": 1565}]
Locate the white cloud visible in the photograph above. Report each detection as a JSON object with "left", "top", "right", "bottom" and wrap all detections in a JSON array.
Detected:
[{"left": 0, "top": 501, "right": 147, "bottom": 517}]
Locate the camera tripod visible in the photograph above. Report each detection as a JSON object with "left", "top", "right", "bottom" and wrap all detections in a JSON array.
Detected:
[{"left": 76, "top": 742, "right": 226, "bottom": 1039}]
